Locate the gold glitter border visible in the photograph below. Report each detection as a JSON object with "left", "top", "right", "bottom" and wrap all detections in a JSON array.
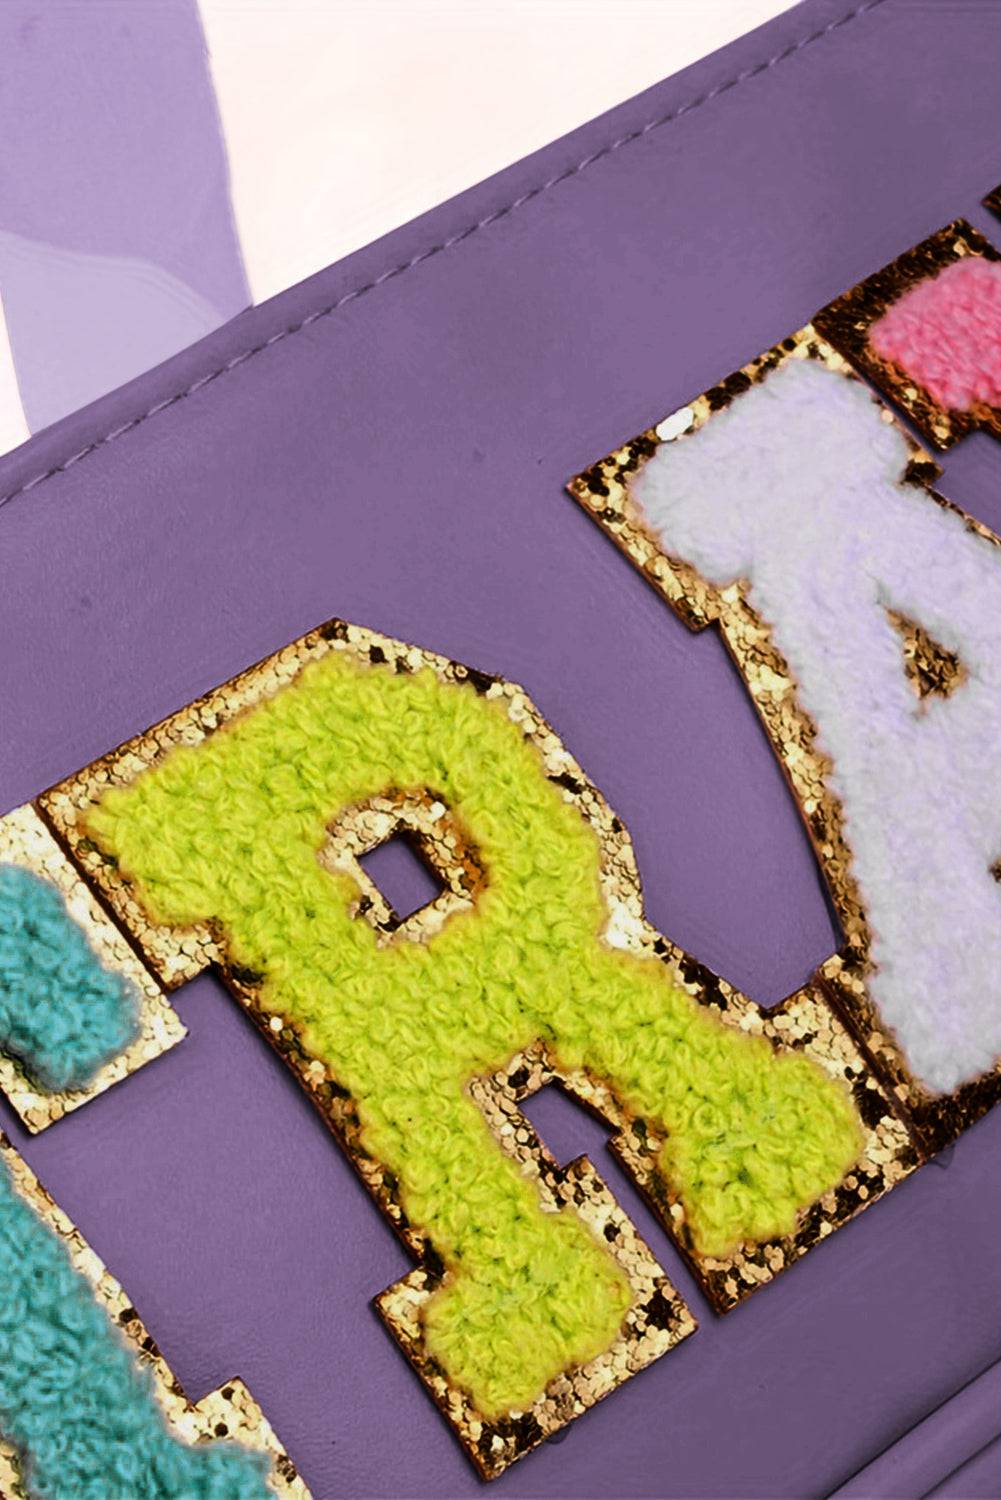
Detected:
[
  {"left": 468, "top": 1013, "right": 911, "bottom": 1319},
  {"left": 887, "top": 611, "right": 966, "bottom": 704},
  {"left": 38, "top": 622, "right": 701, "bottom": 1474},
  {"left": 222, "top": 959, "right": 697, "bottom": 1481},
  {"left": 568, "top": 324, "right": 1001, "bottom": 1153},
  {"left": 0, "top": 1136, "right": 307, "bottom": 1498},
  {"left": 38, "top": 621, "right": 658, "bottom": 990},
  {"left": 0, "top": 802, "right": 186, "bottom": 1133},
  {"left": 814, "top": 219, "right": 1001, "bottom": 451},
  {"left": 320, "top": 790, "right": 485, "bottom": 947},
  {"left": 36, "top": 620, "right": 914, "bottom": 1478},
  {"left": 985, "top": 183, "right": 1001, "bottom": 223},
  {"left": 382, "top": 1041, "right": 696, "bottom": 1480}
]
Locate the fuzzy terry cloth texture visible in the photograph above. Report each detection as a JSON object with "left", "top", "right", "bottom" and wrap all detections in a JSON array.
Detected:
[
  {"left": 87, "top": 649, "right": 861, "bottom": 1418},
  {"left": 632, "top": 357, "right": 1001, "bottom": 1095},
  {"left": 0, "top": 862, "right": 139, "bottom": 1091},
  {"left": 870, "top": 257, "right": 1001, "bottom": 413},
  {"left": 0, "top": 1154, "right": 270, "bottom": 1500}
]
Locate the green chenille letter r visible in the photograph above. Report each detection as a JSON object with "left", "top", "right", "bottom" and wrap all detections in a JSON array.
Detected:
[{"left": 88, "top": 650, "right": 861, "bottom": 1416}]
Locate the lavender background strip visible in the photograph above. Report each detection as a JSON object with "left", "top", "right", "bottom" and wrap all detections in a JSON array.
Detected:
[{"left": 0, "top": 0, "right": 247, "bottom": 432}]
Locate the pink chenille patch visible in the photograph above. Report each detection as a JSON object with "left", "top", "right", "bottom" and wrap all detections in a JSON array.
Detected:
[{"left": 869, "top": 257, "right": 1001, "bottom": 412}]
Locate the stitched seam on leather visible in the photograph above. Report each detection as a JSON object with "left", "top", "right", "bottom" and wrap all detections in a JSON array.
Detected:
[{"left": 0, "top": 0, "right": 890, "bottom": 513}]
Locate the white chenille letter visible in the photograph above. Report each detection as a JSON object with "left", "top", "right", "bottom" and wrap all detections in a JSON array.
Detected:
[{"left": 632, "top": 358, "right": 1001, "bottom": 1093}]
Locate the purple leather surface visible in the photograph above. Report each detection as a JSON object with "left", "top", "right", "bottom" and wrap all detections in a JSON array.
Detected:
[
  {"left": 2, "top": 2, "right": 1001, "bottom": 1495},
  {"left": 832, "top": 1354, "right": 1001, "bottom": 1498}
]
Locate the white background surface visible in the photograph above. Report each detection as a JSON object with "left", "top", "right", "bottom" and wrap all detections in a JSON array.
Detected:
[{"left": 202, "top": 0, "right": 794, "bottom": 301}]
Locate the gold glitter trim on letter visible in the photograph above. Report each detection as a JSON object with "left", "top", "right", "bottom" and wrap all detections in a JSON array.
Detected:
[
  {"left": 814, "top": 219, "right": 1001, "bottom": 451},
  {"left": 320, "top": 791, "right": 485, "bottom": 946},
  {"left": 887, "top": 610, "right": 966, "bottom": 705},
  {"left": 383, "top": 1043, "right": 695, "bottom": 1480},
  {"left": 38, "top": 621, "right": 910, "bottom": 1474},
  {"left": 39, "top": 622, "right": 703, "bottom": 1474},
  {"left": 568, "top": 326, "right": 1001, "bottom": 1153},
  {"left": 223, "top": 960, "right": 697, "bottom": 1479},
  {"left": 470, "top": 1023, "right": 909, "bottom": 1319},
  {"left": 0, "top": 802, "right": 185, "bottom": 1132},
  {"left": 985, "top": 183, "right": 1001, "bottom": 223},
  {"left": 0, "top": 1136, "right": 307, "bottom": 1499}
]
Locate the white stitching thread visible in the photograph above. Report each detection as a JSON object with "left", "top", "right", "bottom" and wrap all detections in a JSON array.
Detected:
[{"left": 0, "top": 0, "right": 889, "bottom": 513}]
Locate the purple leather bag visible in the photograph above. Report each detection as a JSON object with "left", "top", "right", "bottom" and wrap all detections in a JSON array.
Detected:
[{"left": 1, "top": 2, "right": 999, "bottom": 1494}]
